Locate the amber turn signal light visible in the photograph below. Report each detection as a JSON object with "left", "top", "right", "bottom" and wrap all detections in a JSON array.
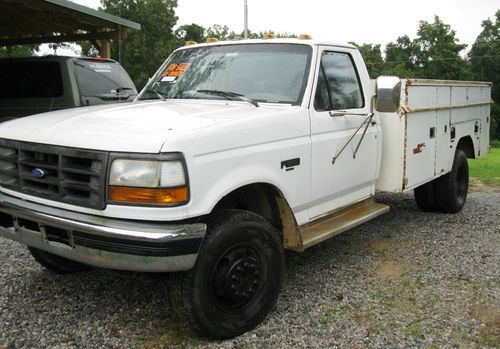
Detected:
[{"left": 108, "top": 186, "right": 189, "bottom": 205}]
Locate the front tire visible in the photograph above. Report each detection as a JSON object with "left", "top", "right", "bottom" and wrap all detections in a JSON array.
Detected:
[
  {"left": 435, "top": 149, "right": 469, "bottom": 213},
  {"left": 170, "top": 210, "right": 285, "bottom": 339},
  {"left": 28, "top": 247, "right": 91, "bottom": 273}
]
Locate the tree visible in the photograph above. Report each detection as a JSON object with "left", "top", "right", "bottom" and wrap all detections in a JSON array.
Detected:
[
  {"left": 469, "top": 10, "right": 500, "bottom": 140},
  {"left": 176, "top": 23, "right": 205, "bottom": 44},
  {"left": 206, "top": 24, "right": 230, "bottom": 40},
  {"left": 350, "top": 43, "right": 384, "bottom": 78},
  {"left": 97, "top": 0, "right": 179, "bottom": 89},
  {"left": 414, "top": 16, "right": 471, "bottom": 80},
  {"left": 384, "top": 35, "right": 420, "bottom": 77},
  {"left": 79, "top": 41, "right": 100, "bottom": 57},
  {"left": 0, "top": 45, "right": 38, "bottom": 58},
  {"left": 48, "top": 42, "right": 76, "bottom": 55}
]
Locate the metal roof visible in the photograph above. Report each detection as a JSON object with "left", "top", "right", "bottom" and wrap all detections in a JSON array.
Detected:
[{"left": 0, "top": 0, "right": 141, "bottom": 46}]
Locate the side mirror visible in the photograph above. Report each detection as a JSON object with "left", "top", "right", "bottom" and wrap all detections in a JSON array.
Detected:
[{"left": 375, "top": 76, "right": 401, "bottom": 113}]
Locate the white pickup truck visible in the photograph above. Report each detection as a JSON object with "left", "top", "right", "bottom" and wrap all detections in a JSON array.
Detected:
[{"left": 0, "top": 38, "right": 491, "bottom": 338}]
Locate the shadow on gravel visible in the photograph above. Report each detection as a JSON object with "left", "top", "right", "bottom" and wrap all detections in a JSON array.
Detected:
[{"left": 3, "top": 265, "right": 202, "bottom": 347}]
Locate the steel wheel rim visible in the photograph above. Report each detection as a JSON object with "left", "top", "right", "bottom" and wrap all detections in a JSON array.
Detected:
[{"left": 210, "top": 242, "right": 265, "bottom": 312}]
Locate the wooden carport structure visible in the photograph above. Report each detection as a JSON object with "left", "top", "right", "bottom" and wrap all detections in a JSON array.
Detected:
[{"left": 0, "top": 0, "right": 140, "bottom": 58}]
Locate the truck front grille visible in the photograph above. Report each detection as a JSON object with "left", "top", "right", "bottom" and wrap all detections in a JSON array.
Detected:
[{"left": 0, "top": 139, "right": 108, "bottom": 209}]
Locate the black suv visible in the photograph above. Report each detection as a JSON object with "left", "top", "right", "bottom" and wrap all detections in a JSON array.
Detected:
[{"left": 0, "top": 56, "right": 137, "bottom": 123}]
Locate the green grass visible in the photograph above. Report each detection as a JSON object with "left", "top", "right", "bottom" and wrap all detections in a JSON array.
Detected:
[
  {"left": 468, "top": 147, "right": 500, "bottom": 185},
  {"left": 404, "top": 322, "right": 423, "bottom": 337}
]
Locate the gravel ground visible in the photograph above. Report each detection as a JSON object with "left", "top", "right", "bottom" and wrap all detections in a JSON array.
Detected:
[{"left": 0, "top": 192, "right": 499, "bottom": 349}]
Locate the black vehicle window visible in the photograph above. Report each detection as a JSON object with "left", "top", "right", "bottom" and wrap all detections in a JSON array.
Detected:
[
  {"left": 0, "top": 61, "right": 62, "bottom": 98},
  {"left": 74, "top": 59, "right": 137, "bottom": 97},
  {"left": 314, "top": 51, "right": 364, "bottom": 111}
]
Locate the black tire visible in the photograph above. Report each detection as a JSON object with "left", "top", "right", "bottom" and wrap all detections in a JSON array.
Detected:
[
  {"left": 435, "top": 149, "right": 469, "bottom": 213},
  {"left": 28, "top": 246, "right": 91, "bottom": 274},
  {"left": 170, "top": 209, "right": 285, "bottom": 339},
  {"left": 414, "top": 180, "right": 438, "bottom": 212}
]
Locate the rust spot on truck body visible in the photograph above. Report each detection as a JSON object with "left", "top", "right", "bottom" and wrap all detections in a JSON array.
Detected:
[{"left": 413, "top": 143, "right": 426, "bottom": 154}]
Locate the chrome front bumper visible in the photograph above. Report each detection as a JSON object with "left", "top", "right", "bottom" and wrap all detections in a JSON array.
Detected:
[{"left": 0, "top": 193, "right": 206, "bottom": 272}]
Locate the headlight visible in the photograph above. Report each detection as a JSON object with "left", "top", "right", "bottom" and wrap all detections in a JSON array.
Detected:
[{"left": 108, "top": 158, "right": 188, "bottom": 205}]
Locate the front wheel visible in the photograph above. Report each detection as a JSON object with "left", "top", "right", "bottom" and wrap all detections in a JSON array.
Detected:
[
  {"left": 170, "top": 209, "right": 285, "bottom": 339},
  {"left": 435, "top": 149, "right": 469, "bottom": 213}
]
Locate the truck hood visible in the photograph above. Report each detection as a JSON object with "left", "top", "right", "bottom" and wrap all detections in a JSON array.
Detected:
[{"left": 0, "top": 100, "right": 281, "bottom": 153}]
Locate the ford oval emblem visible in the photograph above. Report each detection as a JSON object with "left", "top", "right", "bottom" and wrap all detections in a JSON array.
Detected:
[{"left": 31, "top": 168, "right": 46, "bottom": 178}]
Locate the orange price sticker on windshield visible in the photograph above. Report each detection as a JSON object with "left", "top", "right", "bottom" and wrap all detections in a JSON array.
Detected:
[{"left": 162, "top": 63, "right": 191, "bottom": 80}]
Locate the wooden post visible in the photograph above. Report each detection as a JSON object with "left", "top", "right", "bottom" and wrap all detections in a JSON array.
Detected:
[{"left": 99, "top": 39, "right": 111, "bottom": 58}]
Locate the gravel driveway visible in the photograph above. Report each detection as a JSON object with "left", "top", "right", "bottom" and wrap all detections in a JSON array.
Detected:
[{"left": 1, "top": 192, "right": 499, "bottom": 348}]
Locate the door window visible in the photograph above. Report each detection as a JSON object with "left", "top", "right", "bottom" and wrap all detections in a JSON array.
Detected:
[
  {"left": 0, "top": 61, "right": 62, "bottom": 98},
  {"left": 314, "top": 51, "right": 364, "bottom": 111}
]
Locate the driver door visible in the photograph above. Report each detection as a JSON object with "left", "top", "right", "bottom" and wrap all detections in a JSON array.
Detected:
[{"left": 308, "top": 47, "right": 380, "bottom": 220}]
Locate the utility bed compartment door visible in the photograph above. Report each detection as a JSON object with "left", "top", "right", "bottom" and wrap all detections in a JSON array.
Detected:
[{"left": 405, "top": 85, "right": 438, "bottom": 188}]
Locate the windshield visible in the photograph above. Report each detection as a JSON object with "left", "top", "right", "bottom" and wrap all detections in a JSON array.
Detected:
[
  {"left": 139, "top": 43, "right": 312, "bottom": 105},
  {"left": 74, "top": 59, "right": 137, "bottom": 97}
]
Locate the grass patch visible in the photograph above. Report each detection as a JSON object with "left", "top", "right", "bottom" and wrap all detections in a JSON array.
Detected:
[
  {"left": 468, "top": 147, "right": 500, "bottom": 185},
  {"left": 404, "top": 322, "right": 423, "bottom": 338}
]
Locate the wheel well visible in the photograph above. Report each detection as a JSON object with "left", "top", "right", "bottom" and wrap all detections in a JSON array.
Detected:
[
  {"left": 212, "top": 183, "right": 284, "bottom": 231},
  {"left": 456, "top": 136, "right": 475, "bottom": 159},
  {"left": 211, "top": 185, "right": 303, "bottom": 250}
]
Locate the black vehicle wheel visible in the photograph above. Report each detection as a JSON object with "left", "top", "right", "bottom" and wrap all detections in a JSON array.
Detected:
[
  {"left": 414, "top": 180, "right": 438, "bottom": 212},
  {"left": 28, "top": 247, "right": 91, "bottom": 274},
  {"left": 170, "top": 209, "right": 285, "bottom": 339},
  {"left": 435, "top": 149, "right": 469, "bottom": 213}
]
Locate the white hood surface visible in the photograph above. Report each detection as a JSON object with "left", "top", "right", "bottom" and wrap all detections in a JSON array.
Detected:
[{"left": 0, "top": 100, "right": 276, "bottom": 153}]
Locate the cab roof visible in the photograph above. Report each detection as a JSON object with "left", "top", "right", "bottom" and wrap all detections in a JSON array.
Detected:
[{"left": 175, "top": 38, "right": 357, "bottom": 52}]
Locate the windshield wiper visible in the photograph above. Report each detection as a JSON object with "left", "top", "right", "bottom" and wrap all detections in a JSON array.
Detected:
[
  {"left": 115, "top": 87, "right": 136, "bottom": 94},
  {"left": 196, "top": 89, "right": 259, "bottom": 107}
]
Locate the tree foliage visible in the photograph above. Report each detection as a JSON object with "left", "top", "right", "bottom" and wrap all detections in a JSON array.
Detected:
[
  {"left": 355, "top": 17, "right": 471, "bottom": 80},
  {"left": 98, "top": 0, "right": 178, "bottom": 89},
  {"left": 469, "top": 10, "right": 500, "bottom": 140},
  {"left": 350, "top": 43, "right": 384, "bottom": 78},
  {"left": 0, "top": 45, "right": 38, "bottom": 58},
  {"left": 414, "top": 16, "right": 471, "bottom": 80},
  {"left": 176, "top": 23, "right": 205, "bottom": 43},
  {"left": 175, "top": 24, "right": 297, "bottom": 42},
  {"left": 384, "top": 35, "right": 419, "bottom": 77}
]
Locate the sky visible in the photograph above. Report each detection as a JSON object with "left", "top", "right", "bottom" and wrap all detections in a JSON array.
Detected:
[{"left": 50, "top": 0, "right": 499, "bottom": 55}]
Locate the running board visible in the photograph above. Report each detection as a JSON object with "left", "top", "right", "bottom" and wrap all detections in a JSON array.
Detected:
[{"left": 295, "top": 198, "right": 389, "bottom": 251}]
